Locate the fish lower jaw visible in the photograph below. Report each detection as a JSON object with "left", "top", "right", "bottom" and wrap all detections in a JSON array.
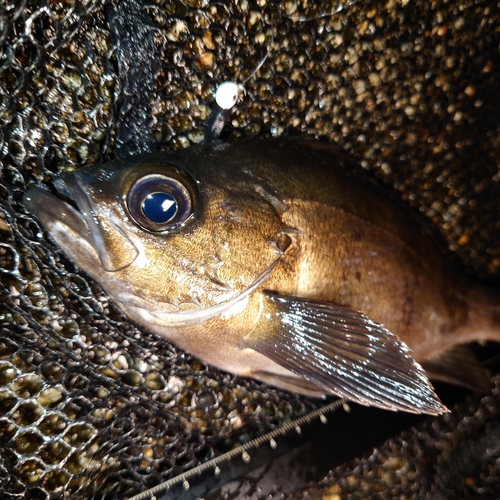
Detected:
[
  {"left": 121, "top": 291, "right": 252, "bottom": 330},
  {"left": 113, "top": 260, "right": 280, "bottom": 329}
]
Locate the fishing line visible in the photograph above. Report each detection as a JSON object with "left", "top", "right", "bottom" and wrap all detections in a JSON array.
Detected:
[
  {"left": 127, "top": 398, "right": 350, "bottom": 500},
  {"left": 204, "top": 0, "right": 359, "bottom": 143}
]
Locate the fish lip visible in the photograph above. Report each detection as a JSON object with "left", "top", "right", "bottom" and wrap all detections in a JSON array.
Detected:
[
  {"left": 23, "top": 186, "right": 96, "bottom": 251},
  {"left": 26, "top": 174, "right": 138, "bottom": 272},
  {"left": 58, "top": 173, "right": 103, "bottom": 251},
  {"left": 54, "top": 173, "right": 139, "bottom": 271}
]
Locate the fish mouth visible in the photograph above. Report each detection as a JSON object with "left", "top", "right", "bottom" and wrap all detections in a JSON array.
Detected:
[
  {"left": 24, "top": 184, "right": 92, "bottom": 247},
  {"left": 24, "top": 174, "right": 139, "bottom": 272}
]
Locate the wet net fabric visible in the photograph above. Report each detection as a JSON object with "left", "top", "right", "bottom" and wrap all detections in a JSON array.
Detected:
[
  {"left": 290, "top": 377, "right": 500, "bottom": 500},
  {"left": 1, "top": 0, "right": 500, "bottom": 498}
]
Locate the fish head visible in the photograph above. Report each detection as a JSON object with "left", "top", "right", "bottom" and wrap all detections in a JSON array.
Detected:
[{"left": 24, "top": 150, "right": 289, "bottom": 328}]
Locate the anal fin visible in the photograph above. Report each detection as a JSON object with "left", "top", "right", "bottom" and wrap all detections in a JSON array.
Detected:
[
  {"left": 421, "top": 345, "right": 492, "bottom": 393},
  {"left": 247, "top": 291, "right": 448, "bottom": 415}
]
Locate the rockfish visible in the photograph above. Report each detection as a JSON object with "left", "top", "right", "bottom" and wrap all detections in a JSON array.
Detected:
[{"left": 24, "top": 140, "right": 500, "bottom": 415}]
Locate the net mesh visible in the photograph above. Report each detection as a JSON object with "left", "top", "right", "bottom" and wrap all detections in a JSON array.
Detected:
[
  {"left": 290, "top": 378, "right": 500, "bottom": 500},
  {"left": 1, "top": 0, "right": 500, "bottom": 498}
]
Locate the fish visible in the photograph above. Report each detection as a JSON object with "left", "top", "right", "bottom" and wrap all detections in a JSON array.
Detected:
[{"left": 23, "top": 139, "right": 500, "bottom": 415}]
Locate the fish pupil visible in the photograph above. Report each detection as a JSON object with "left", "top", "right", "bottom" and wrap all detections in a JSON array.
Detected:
[{"left": 141, "top": 192, "right": 178, "bottom": 223}]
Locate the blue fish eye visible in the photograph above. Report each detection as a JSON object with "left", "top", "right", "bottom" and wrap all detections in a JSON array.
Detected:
[
  {"left": 127, "top": 172, "right": 196, "bottom": 232},
  {"left": 141, "top": 192, "right": 178, "bottom": 223}
]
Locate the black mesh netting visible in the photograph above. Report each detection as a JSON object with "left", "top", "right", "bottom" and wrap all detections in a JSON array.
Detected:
[
  {"left": 1, "top": 0, "right": 500, "bottom": 498},
  {"left": 289, "top": 377, "right": 500, "bottom": 500}
]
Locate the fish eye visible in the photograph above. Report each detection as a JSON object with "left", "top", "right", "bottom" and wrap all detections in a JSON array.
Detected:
[{"left": 127, "top": 174, "right": 194, "bottom": 232}]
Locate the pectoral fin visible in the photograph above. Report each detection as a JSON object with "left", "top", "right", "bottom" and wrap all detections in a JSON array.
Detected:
[{"left": 247, "top": 292, "right": 448, "bottom": 415}]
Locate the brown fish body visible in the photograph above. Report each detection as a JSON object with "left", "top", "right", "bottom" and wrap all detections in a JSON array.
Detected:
[{"left": 24, "top": 140, "right": 500, "bottom": 414}]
